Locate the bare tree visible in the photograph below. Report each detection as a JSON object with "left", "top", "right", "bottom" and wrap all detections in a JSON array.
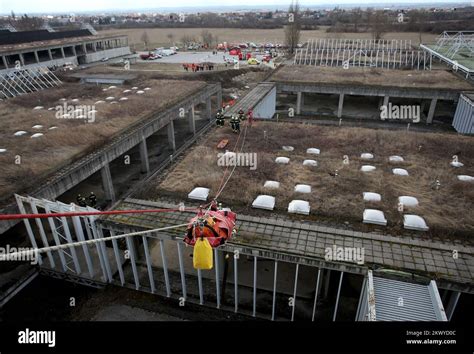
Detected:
[
  {"left": 10, "top": 14, "right": 44, "bottom": 31},
  {"left": 369, "top": 10, "right": 386, "bottom": 40},
  {"left": 285, "top": 0, "right": 301, "bottom": 54},
  {"left": 141, "top": 31, "right": 150, "bottom": 50},
  {"left": 180, "top": 35, "right": 193, "bottom": 48},
  {"left": 167, "top": 33, "right": 174, "bottom": 46},
  {"left": 352, "top": 7, "right": 362, "bottom": 32},
  {"left": 201, "top": 29, "right": 214, "bottom": 48}
]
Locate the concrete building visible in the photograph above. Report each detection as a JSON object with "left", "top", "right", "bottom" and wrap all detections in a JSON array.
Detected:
[{"left": 0, "top": 29, "right": 130, "bottom": 73}]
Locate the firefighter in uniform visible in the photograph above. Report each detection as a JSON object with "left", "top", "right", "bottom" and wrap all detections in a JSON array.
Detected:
[
  {"left": 76, "top": 194, "right": 87, "bottom": 207},
  {"left": 88, "top": 192, "right": 97, "bottom": 207},
  {"left": 216, "top": 109, "right": 225, "bottom": 127},
  {"left": 238, "top": 109, "right": 245, "bottom": 121},
  {"left": 230, "top": 115, "right": 240, "bottom": 133}
]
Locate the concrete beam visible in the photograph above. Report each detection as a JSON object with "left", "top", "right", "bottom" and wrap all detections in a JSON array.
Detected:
[
  {"left": 337, "top": 93, "right": 344, "bottom": 118},
  {"left": 296, "top": 91, "right": 303, "bottom": 115},
  {"left": 426, "top": 98, "right": 438, "bottom": 124},
  {"left": 277, "top": 83, "right": 459, "bottom": 101},
  {"left": 139, "top": 136, "right": 150, "bottom": 174},
  {"left": 100, "top": 163, "right": 115, "bottom": 202},
  {"left": 167, "top": 120, "right": 176, "bottom": 152},
  {"left": 188, "top": 106, "right": 196, "bottom": 135}
]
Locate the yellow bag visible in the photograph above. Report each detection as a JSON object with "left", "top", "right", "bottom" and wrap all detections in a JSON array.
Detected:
[{"left": 193, "top": 238, "right": 214, "bottom": 270}]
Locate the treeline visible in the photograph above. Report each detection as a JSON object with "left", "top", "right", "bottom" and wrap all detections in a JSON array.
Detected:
[{"left": 324, "top": 7, "right": 474, "bottom": 35}]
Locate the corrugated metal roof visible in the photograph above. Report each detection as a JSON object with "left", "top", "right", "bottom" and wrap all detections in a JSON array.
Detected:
[{"left": 372, "top": 277, "right": 446, "bottom": 321}]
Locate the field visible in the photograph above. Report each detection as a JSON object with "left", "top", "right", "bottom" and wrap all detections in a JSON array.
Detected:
[
  {"left": 99, "top": 27, "right": 440, "bottom": 51},
  {"left": 139, "top": 121, "right": 474, "bottom": 238},
  {"left": 0, "top": 78, "right": 205, "bottom": 204}
]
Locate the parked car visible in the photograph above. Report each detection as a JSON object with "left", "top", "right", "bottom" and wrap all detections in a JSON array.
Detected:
[
  {"left": 101, "top": 57, "right": 109, "bottom": 62},
  {"left": 247, "top": 58, "right": 260, "bottom": 65}
]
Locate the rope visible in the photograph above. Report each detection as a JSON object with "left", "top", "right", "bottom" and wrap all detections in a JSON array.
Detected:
[
  {"left": 0, "top": 222, "right": 189, "bottom": 262},
  {"left": 214, "top": 120, "right": 249, "bottom": 200},
  {"left": 214, "top": 119, "right": 245, "bottom": 198},
  {"left": 0, "top": 207, "right": 200, "bottom": 221}
]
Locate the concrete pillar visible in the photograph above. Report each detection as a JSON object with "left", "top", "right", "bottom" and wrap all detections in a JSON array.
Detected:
[
  {"left": 93, "top": 42, "right": 97, "bottom": 52},
  {"left": 426, "top": 98, "right": 437, "bottom": 124},
  {"left": 19, "top": 53, "right": 25, "bottom": 66},
  {"left": 323, "top": 269, "right": 331, "bottom": 299},
  {"left": 337, "top": 93, "right": 344, "bottom": 118},
  {"left": 217, "top": 91, "right": 223, "bottom": 110},
  {"left": 139, "top": 136, "right": 150, "bottom": 174},
  {"left": 34, "top": 51, "right": 40, "bottom": 63},
  {"left": 188, "top": 106, "right": 196, "bottom": 135},
  {"left": 48, "top": 49, "right": 53, "bottom": 60},
  {"left": 420, "top": 100, "right": 427, "bottom": 114},
  {"left": 382, "top": 95, "right": 389, "bottom": 109},
  {"left": 83, "top": 43, "right": 87, "bottom": 54},
  {"left": 296, "top": 91, "right": 304, "bottom": 115},
  {"left": 60, "top": 47, "right": 65, "bottom": 59},
  {"left": 167, "top": 120, "right": 176, "bottom": 152},
  {"left": 2, "top": 56, "right": 8, "bottom": 68},
  {"left": 71, "top": 46, "right": 77, "bottom": 56},
  {"left": 446, "top": 291, "right": 460, "bottom": 321},
  {"left": 100, "top": 163, "right": 116, "bottom": 202},
  {"left": 205, "top": 97, "right": 212, "bottom": 120}
]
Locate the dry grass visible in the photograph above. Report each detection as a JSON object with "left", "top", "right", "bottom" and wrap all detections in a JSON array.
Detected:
[
  {"left": 272, "top": 66, "right": 474, "bottom": 91},
  {"left": 99, "top": 27, "right": 439, "bottom": 50},
  {"left": 0, "top": 78, "right": 205, "bottom": 203},
  {"left": 146, "top": 121, "right": 474, "bottom": 238}
]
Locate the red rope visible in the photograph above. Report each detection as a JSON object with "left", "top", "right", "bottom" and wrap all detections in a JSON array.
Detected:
[{"left": 0, "top": 207, "right": 200, "bottom": 221}]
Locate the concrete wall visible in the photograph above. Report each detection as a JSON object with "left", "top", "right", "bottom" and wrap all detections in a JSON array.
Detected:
[
  {"left": 84, "top": 47, "right": 131, "bottom": 63},
  {"left": 254, "top": 86, "right": 276, "bottom": 119}
]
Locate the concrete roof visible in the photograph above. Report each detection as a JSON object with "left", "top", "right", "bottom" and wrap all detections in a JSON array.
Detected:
[
  {"left": 0, "top": 34, "right": 127, "bottom": 54},
  {"left": 271, "top": 65, "right": 474, "bottom": 91}
]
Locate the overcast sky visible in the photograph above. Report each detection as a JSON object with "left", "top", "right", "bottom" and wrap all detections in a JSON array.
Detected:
[{"left": 0, "top": 0, "right": 469, "bottom": 14}]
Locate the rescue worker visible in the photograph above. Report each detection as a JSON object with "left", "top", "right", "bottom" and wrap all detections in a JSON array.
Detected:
[
  {"left": 216, "top": 109, "right": 225, "bottom": 127},
  {"left": 88, "top": 192, "right": 97, "bottom": 207},
  {"left": 76, "top": 194, "right": 87, "bottom": 207},
  {"left": 238, "top": 109, "right": 245, "bottom": 121},
  {"left": 230, "top": 115, "right": 240, "bottom": 133},
  {"left": 247, "top": 109, "right": 253, "bottom": 127}
]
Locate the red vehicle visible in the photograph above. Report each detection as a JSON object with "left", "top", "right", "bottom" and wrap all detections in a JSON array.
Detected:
[
  {"left": 229, "top": 47, "right": 241, "bottom": 56},
  {"left": 262, "top": 54, "right": 272, "bottom": 63}
]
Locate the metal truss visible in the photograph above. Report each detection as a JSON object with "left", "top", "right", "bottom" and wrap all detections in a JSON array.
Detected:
[
  {"left": 294, "top": 46, "right": 431, "bottom": 70},
  {"left": 0, "top": 66, "right": 62, "bottom": 99}
]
